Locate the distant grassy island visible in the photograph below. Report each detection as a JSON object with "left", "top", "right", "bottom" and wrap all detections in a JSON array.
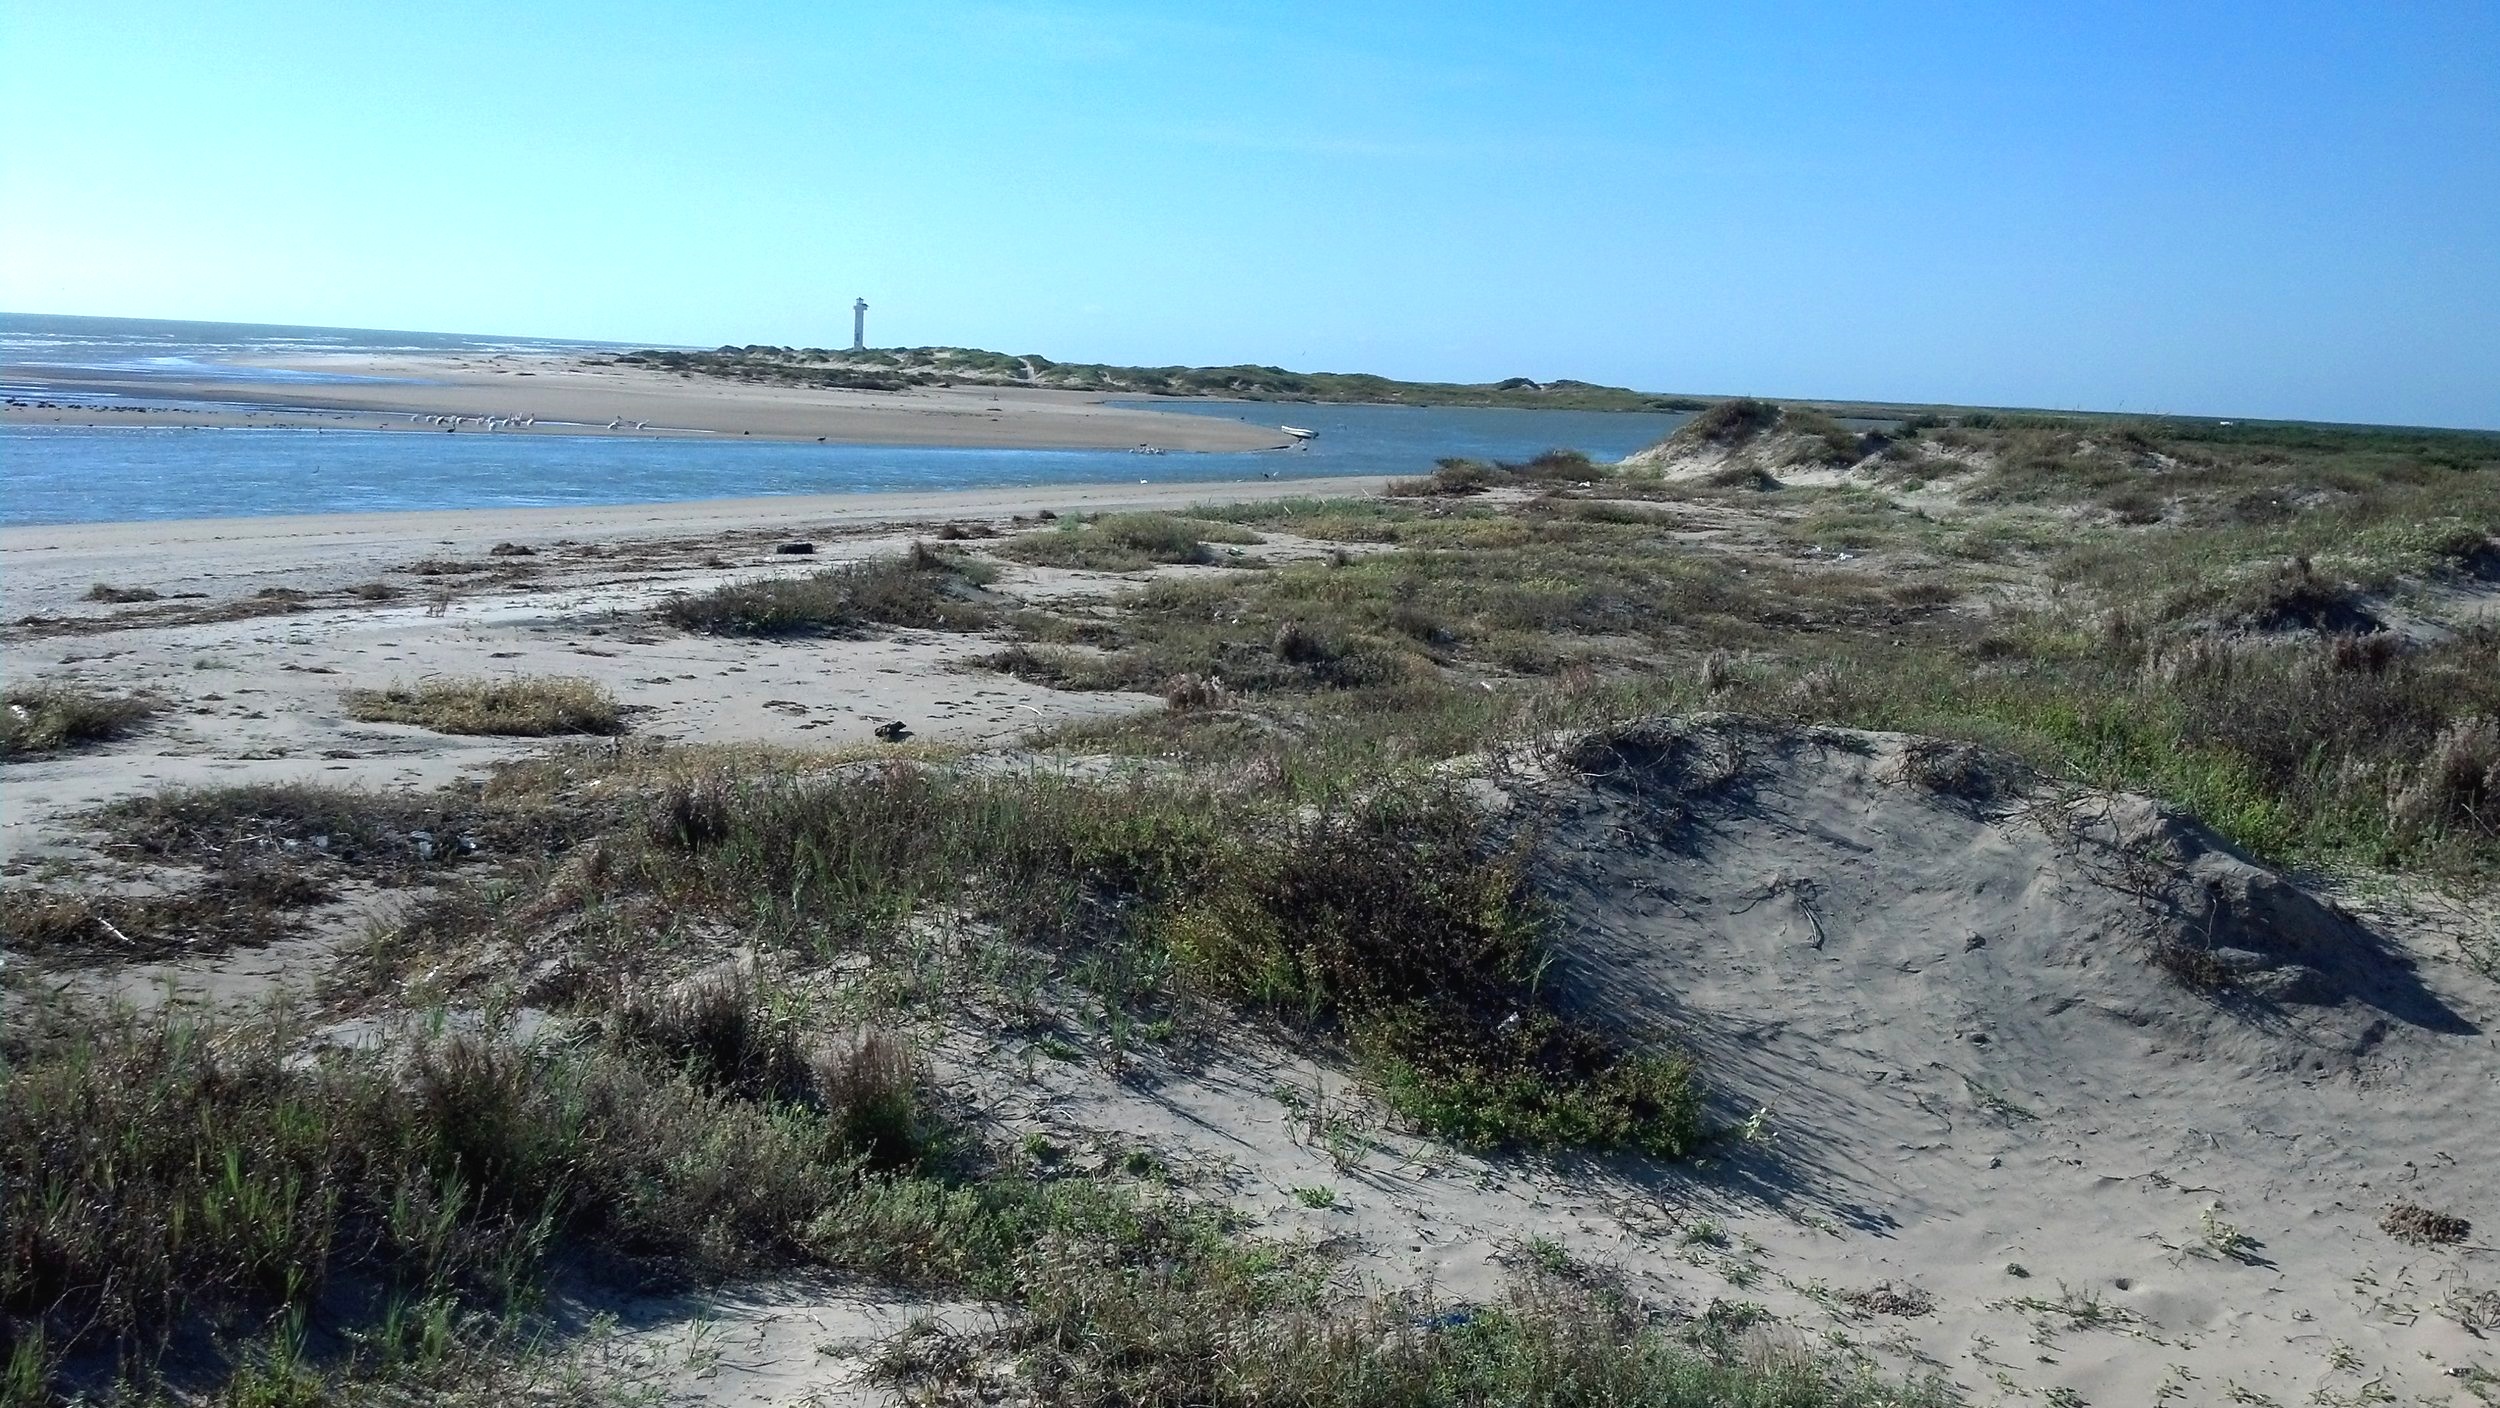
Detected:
[
  {"left": 618, "top": 344, "right": 1714, "bottom": 411},
  {"left": 617, "top": 345, "right": 2500, "bottom": 440}
]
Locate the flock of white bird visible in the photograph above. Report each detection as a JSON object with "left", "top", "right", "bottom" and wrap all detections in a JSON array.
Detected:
[{"left": 403, "top": 413, "right": 655, "bottom": 431}]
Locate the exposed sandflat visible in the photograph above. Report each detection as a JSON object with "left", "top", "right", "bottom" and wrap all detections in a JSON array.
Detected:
[{"left": 0, "top": 474, "right": 1382, "bottom": 871}]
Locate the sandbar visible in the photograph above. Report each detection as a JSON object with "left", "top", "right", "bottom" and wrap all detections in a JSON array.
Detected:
[{"left": 1, "top": 350, "right": 1294, "bottom": 451}]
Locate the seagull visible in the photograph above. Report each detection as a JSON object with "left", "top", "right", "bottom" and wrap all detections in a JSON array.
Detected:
[{"left": 874, "top": 720, "right": 912, "bottom": 743}]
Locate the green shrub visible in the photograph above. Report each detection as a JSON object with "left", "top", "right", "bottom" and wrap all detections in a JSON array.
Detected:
[
  {"left": 661, "top": 544, "right": 997, "bottom": 635},
  {"left": 998, "top": 514, "right": 1260, "bottom": 572},
  {"left": 1678, "top": 398, "right": 1783, "bottom": 445}
]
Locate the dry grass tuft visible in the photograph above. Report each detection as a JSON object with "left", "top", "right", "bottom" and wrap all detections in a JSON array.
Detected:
[
  {"left": 2381, "top": 1202, "right": 2471, "bottom": 1246},
  {"left": 2389, "top": 715, "right": 2500, "bottom": 839},
  {"left": 649, "top": 770, "right": 737, "bottom": 848},
  {"left": 0, "top": 867, "right": 330, "bottom": 959},
  {"left": 343, "top": 676, "right": 624, "bottom": 736},
  {"left": 1896, "top": 738, "right": 2011, "bottom": 801},
  {"left": 1161, "top": 672, "right": 1226, "bottom": 712},
  {"left": 1, "top": 686, "right": 163, "bottom": 759},
  {"left": 82, "top": 583, "right": 161, "bottom": 604}
]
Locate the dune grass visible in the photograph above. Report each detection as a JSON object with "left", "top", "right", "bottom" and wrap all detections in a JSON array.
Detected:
[
  {"left": 343, "top": 676, "right": 624, "bottom": 736},
  {"left": 985, "top": 414, "right": 2500, "bottom": 875},
  {"left": 0, "top": 685, "right": 163, "bottom": 759},
  {"left": 0, "top": 997, "right": 1905, "bottom": 1407},
  {"left": 0, "top": 999, "right": 942, "bottom": 1398},
  {"left": 603, "top": 762, "right": 1700, "bottom": 1157},
  {"left": 660, "top": 543, "right": 997, "bottom": 636}
]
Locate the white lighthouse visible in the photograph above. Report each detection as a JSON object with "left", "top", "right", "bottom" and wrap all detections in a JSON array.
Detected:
[{"left": 851, "top": 298, "right": 868, "bottom": 352}]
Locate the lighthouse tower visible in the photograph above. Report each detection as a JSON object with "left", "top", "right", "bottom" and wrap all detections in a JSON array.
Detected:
[{"left": 851, "top": 298, "right": 868, "bottom": 352}]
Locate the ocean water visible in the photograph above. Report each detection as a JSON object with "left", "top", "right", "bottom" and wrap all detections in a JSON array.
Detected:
[
  {"left": 0, "top": 314, "right": 1689, "bottom": 527},
  {"left": 0, "top": 311, "right": 628, "bottom": 403}
]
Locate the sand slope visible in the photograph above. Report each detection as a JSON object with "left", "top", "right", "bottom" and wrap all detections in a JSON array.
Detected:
[{"left": 899, "top": 719, "right": 2498, "bottom": 1406}]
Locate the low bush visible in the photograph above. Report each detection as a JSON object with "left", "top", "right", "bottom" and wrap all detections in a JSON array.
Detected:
[
  {"left": 997, "top": 513, "right": 1258, "bottom": 572},
  {"left": 660, "top": 545, "right": 997, "bottom": 635},
  {"left": 1677, "top": 397, "right": 1783, "bottom": 445},
  {"left": 1390, "top": 451, "right": 1597, "bottom": 498},
  {"left": 2220, "top": 556, "right": 2381, "bottom": 633},
  {"left": 1389, "top": 457, "right": 1499, "bottom": 496}
]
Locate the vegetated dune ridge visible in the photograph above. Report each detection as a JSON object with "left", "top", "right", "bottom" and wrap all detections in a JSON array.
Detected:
[
  {"left": 5, "top": 407, "right": 2496, "bottom": 1406},
  {"left": 871, "top": 715, "right": 2497, "bottom": 1408},
  {"left": 619, "top": 343, "right": 1716, "bottom": 411}
]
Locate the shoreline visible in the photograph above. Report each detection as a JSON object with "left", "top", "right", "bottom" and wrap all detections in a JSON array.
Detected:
[
  {"left": 2, "top": 471, "right": 1385, "bottom": 546},
  {"left": 0, "top": 473, "right": 1391, "bottom": 615}
]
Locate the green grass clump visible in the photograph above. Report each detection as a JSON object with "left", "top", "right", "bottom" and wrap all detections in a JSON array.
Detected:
[
  {"left": 662, "top": 543, "right": 998, "bottom": 635},
  {"left": 0, "top": 1004, "right": 933, "bottom": 1394},
  {"left": 997, "top": 513, "right": 1260, "bottom": 572},
  {"left": 344, "top": 675, "right": 623, "bottom": 737},
  {"left": 972, "top": 1268, "right": 1953, "bottom": 1408},
  {"left": 0, "top": 685, "right": 162, "bottom": 759},
  {"left": 1389, "top": 449, "right": 1601, "bottom": 497}
]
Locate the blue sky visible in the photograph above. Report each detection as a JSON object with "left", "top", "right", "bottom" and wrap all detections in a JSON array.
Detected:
[{"left": 4, "top": 2, "right": 2494, "bottom": 426}]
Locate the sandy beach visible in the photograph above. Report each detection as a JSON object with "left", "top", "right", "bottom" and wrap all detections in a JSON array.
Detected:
[
  {"left": 0, "top": 473, "right": 1387, "bottom": 865},
  {"left": 1, "top": 349, "right": 1294, "bottom": 451}
]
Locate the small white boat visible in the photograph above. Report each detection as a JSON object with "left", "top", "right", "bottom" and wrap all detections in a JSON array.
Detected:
[{"left": 1281, "top": 425, "right": 1317, "bottom": 441}]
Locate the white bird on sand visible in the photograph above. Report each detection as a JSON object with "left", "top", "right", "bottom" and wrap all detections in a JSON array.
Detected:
[{"left": 634, "top": 420, "right": 648, "bottom": 430}]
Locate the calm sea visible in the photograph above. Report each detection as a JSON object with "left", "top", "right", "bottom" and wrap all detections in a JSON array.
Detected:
[{"left": 0, "top": 314, "right": 1688, "bottom": 527}]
